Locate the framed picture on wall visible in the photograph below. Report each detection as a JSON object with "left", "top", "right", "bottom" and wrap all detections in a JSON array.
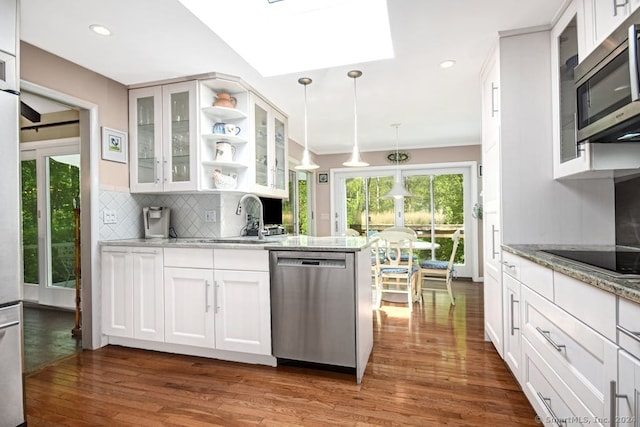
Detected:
[
  {"left": 102, "top": 127, "right": 128, "bottom": 163},
  {"left": 318, "top": 172, "right": 329, "bottom": 184}
]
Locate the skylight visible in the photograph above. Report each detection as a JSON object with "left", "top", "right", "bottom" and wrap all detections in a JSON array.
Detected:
[{"left": 178, "top": 0, "right": 394, "bottom": 77}]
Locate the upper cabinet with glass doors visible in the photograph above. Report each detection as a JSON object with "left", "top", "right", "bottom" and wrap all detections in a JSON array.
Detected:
[
  {"left": 551, "top": 2, "right": 590, "bottom": 178},
  {"left": 130, "top": 75, "right": 288, "bottom": 197},
  {"left": 129, "top": 81, "right": 198, "bottom": 193},
  {"left": 251, "top": 94, "right": 288, "bottom": 198}
]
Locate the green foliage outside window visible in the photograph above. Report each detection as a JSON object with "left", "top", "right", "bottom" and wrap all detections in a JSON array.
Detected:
[
  {"left": 22, "top": 157, "right": 80, "bottom": 287},
  {"left": 346, "top": 174, "right": 464, "bottom": 264}
]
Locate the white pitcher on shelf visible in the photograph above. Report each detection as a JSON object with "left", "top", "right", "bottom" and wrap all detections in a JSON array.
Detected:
[{"left": 215, "top": 141, "right": 236, "bottom": 163}]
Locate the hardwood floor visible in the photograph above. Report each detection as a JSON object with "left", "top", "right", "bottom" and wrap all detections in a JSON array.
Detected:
[
  {"left": 23, "top": 303, "right": 82, "bottom": 374},
  {"left": 25, "top": 281, "right": 536, "bottom": 426}
]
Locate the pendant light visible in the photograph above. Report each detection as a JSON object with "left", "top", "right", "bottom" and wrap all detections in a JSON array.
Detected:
[
  {"left": 343, "top": 70, "right": 369, "bottom": 167},
  {"left": 383, "top": 124, "right": 413, "bottom": 199},
  {"left": 294, "top": 77, "right": 319, "bottom": 171}
]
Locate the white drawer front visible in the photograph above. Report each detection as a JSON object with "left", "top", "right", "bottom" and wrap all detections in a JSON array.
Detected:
[
  {"left": 213, "top": 249, "right": 269, "bottom": 271},
  {"left": 522, "top": 337, "right": 589, "bottom": 426},
  {"left": 522, "top": 286, "right": 616, "bottom": 420},
  {"left": 554, "top": 272, "right": 616, "bottom": 341},
  {"left": 619, "top": 297, "right": 640, "bottom": 360},
  {"left": 163, "top": 247, "right": 214, "bottom": 269},
  {"left": 502, "top": 251, "right": 521, "bottom": 280},
  {"left": 520, "top": 256, "right": 554, "bottom": 301}
]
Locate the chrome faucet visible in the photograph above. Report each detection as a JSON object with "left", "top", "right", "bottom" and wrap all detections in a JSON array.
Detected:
[{"left": 236, "top": 193, "right": 265, "bottom": 240}]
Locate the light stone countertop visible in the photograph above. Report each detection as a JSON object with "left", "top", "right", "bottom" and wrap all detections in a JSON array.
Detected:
[
  {"left": 503, "top": 244, "right": 640, "bottom": 304},
  {"left": 99, "top": 235, "right": 375, "bottom": 252}
]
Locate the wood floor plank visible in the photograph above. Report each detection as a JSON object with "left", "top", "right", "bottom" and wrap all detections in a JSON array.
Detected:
[{"left": 26, "top": 281, "right": 537, "bottom": 426}]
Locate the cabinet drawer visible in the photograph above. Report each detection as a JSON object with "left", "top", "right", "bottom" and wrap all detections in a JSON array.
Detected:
[
  {"left": 164, "top": 248, "right": 213, "bottom": 269},
  {"left": 502, "top": 251, "right": 521, "bottom": 280},
  {"left": 522, "top": 337, "right": 592, "bottom": 425},
  {"left": 554, "top": 271, "right": 616, "bottom": 341},
  {"left": 213, "top": 249, "right": 268, "bottom": 271},
  {"left": 619, "top": 297, "right": 640, "bottom": 359},
  {"left": 522, "top": 286, "right": 617, "bottom": 420},
  {"left": 503, "top": 252, "right": 554, "bottom": 300}
]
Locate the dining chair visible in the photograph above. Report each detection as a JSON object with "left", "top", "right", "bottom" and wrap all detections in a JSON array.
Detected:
[
  {"left": 375, "top": 228, "right": 420, "bottom": 312},
  {"left": 419, "top": 229, "right": 461, "bottom": 305},
  {"left": 345, "top": 228, "right": 360, "bottom": 237}
]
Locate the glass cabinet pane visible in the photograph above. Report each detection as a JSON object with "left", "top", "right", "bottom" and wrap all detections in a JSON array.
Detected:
[
  {"left": 274, "top": 116, "right": 286, "bottom": 190},
  {"left": 170, "top": 91, "right": 190, "bottom": 182},
  {"left": 255, "top": 103, "right": 269, "bottom": 186},
  {"left": 559, "top": 17, "right": 579, "bottom": 163},
  {"left": 137, "top": 96, "right": 156, "bottom": 184}
]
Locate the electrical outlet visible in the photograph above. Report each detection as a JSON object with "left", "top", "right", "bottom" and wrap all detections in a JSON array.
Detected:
[
  {"left": 205, "top": 210, "right": 217, "bottom": 223},
  {"left": 103, "top": 209, "right": 117, "bottom": 224}
]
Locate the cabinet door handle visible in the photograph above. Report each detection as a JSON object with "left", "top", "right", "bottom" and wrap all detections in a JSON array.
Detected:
[
  {"left": 613, "top": 0, "right": 629, "bottom": 16},
  {"left": 617, "top": 324, "right": 640, "bottom": 343},
  {"left": 155, "top": 159, "right": 161, "bottom": 183},
  {"left": 0, "top": 320, "right": 19, "bottom": 331},
  {"left": 510, "top": 294, "right": 519, "bottom": 336},
  {"left": 205, "top": 280, "right": 210, "bottom": 312},
  {"left": 536, "top": 392, "right": 564, "bottom": 427},
  {"left": 491, "top": 225, "right": 500, "bottom": 258},
  {"left": 536, "top": 327, "right": 566, "bottom": 352},
  {"left": 609, "top": 380, "right": 628, "bottom": 427},
  {"left": 163, "top": 160, "right": 168, "bottom": 182},
  {"left": 214, "top": 281, "right": 220, "bottom": 314},
  {"left": 491, "top": 83, "right": 499, "bottom": 117}
]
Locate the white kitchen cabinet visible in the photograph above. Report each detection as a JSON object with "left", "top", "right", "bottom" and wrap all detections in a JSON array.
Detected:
[
  {"left": 522, "top": 284, "right": 617, "bottom": 421},
  {"left": 551, "top": 2, "right": 592, "bottom": 179},
  {"left": 0, "top": 0, "right": 17, "bottom": 56},
  {"left": 522, "top": 337, "right": 587, "bottom": 425},
  {"left": 251, "top": 94, "right": 288, "bottom": 198},
  {"left": 584, "top": 0, "right": 640, "bottom": 55},
  {"left": 481, "top": 47, "right": 504, "bottom": 356},
  {"left": 502, "top": 272, "right": 521, "bottom": 381},
  {"left": 102, "top": 247, "right": 133, "bottom": 338},
  {"left": 102, "top": 246, "right": 164, "bottom": 341},
  {"left": 617, "top": 350, "right": 640, "bottom": 426},
  {"left": 616, "top": 297, "right": 640, "bottom": 425},
  {"left": 129, "top": 80, "right": 198, "bottom": 193},
  {"left": 164, "top": 267, "right": 215, "bottom": 348},
  {"left": 163, "top": 247, "right": 215, "bottom": 348},
  {"left": 213, "top": 249, "right": 271, "bottom": 355},
  {"left": 197, "top": 77, "right": 288, "bottom": 197}
]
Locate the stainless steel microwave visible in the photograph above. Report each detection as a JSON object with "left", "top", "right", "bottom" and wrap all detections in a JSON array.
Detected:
[{"left": 575, "top": 7, "right": 640, "bottom": 143}]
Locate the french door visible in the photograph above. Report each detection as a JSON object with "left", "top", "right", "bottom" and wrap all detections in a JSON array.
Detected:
[
  {"left": 21, "top": 138, "right": 80, "bottom": 309},
  {"left": 333, "top": 164, "right": 475, "bottom": 278}
]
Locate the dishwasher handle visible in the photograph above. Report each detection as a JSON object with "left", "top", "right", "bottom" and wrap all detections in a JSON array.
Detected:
[{"left": 276, "top": 257, "right": 346, "bottom": 268}]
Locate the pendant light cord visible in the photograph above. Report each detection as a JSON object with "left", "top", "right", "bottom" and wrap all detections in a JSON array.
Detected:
[{"left": 353, "top": 75, "right": 358, "bottom": 150}]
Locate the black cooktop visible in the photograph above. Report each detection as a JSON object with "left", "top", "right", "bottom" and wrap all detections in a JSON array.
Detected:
[{"left": 542, "top": 249, "right": 640, "bottom": 275}]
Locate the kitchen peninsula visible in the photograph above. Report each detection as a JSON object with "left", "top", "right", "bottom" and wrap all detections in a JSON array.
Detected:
[{"left": 100, "top": 235, "right": 374, "bottom": 383}]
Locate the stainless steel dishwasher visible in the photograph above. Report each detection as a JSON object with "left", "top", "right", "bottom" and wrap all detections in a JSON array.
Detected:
[{"left": 270, "top": 250, "right": 356, "bottom": 368}]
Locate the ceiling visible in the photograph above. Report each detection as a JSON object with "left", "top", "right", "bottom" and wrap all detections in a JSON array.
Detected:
[{"left": 20, "top": 0, "right": 566, "bottom": 156}]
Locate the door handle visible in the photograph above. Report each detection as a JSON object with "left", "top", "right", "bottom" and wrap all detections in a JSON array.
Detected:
[
  {"left": 536, "top": 392, "right": 564, "bottom": 427},
  {"left": 510, "top": 294, "right": 519, "bottom": 336},
  {"left": 610, "top": 380, "right": 628, "bottom": 427}
]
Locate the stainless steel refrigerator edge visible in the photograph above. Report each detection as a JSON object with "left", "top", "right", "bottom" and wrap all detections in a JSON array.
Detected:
[{"left": 0, "top": 88, "right": 26, "bottom": 426}]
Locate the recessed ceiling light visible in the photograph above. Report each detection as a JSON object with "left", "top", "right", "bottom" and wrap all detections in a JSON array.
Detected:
[
  {"left": 440, "top": 60, "right": 456, "bottom": 69},
  {"left": 89, "top": 24, "right": 111, "bottom": 36}
]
